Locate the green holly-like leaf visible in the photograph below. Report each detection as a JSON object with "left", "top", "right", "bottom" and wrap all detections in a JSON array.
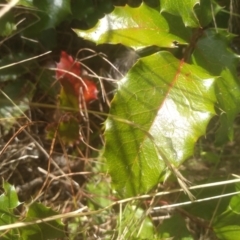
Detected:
[
  {"left": 191, "top": 29, "right": 240, "bottom": 145},
  {"left": 213, "top": 184, "right": 240, "bottom": 240},
  {"left": 0, "top": 182, "right": 21, "bottom": 223},
  {"left": 0, "top": 182, "right": 21, "bottom": 239},
  {"left": 102, "top": 51, "right": 216, "bottom": 197},
  {"left": 20, "top": 202, "right": 65, "bottom": 240},
  {"left": 73, "top": 3, "right": 187, "bottom": 49},
  {"left": 161, "top": 0, "right": 200, "bottom": 27}
]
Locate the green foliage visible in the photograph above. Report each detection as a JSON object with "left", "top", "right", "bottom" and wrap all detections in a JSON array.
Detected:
[
  {"left": 1, "top": 0, "right": 240, "bottom": 239},
  {"left": 191, "top": 29, "right": 240, "bottom": 144},
  {"left": 20, "top": 203, "right": 65, "bottom": 240},
  {"left": 213, "top": 184, "right": 240, "bottom": 239},
  {"left": 0, "top": 182, "right": 20, "bottom": 232},
  {"left": 0, "top": 183, "right": 65, "bottom": 239},
  {"left": 116, "top": 204, "right": 155, "bottom": 239},
  {"left": 161, "top": 0, "right": 200, "bottom": 27},
  {"left": 103, "top": 51, "right": 216, "bottom": 197},
  {"left": 74, "top": 3, "right": 187, "bottom": 48}
]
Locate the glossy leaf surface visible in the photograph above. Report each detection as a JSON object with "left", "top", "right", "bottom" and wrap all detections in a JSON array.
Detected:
[
  {"left": 74, "top": 3, "right": 187, "bottom": 49},
  {"left": 103, "top": 51, "right": 216, "bottom": 197}
]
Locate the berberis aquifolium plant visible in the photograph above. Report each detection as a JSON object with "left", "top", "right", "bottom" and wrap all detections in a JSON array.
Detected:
[{"left": 0, "top": 0, "right": 240, "bottom": 239}]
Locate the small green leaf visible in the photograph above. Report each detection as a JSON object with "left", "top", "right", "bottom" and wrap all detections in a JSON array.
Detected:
[
  {"left": 46, "top": 115, "right": 80, "bottom": 144},
  {"left": 214, "top": 226, "right": 240, "bottom": 240},
  {"left": 73, "top": 3, "right": 187, "bottom": 49},
  {"left": 191, "top": 29, "right": 240, "bottom": 145},
  {"left": 58, "top": 84, "right": 79, "bottom": 111},
  {"left": 0, "top": 182, "right": 21, "bottom": 239},
  {"left": 117, "top": 205, "right": 155, "bottom": 239},
  {"left": 213, "top": 184, "right": 240, "bottom": 240},
  {"left": 161, "top": 0, "right": 200, "bottom": 27},
  {"left": 57, "top": 116, "right": 80, "bottom": 143},
  {"left": 201, "top": 151, "right": 220, "bottom": 164},
  {"left": 0, "top": 10, "right": 16, "bottom": 37},
  {"left": 20, "top": 202, "right": 65, "bottom": 239},
  {"left": 103, "top": 51, "right": 216, "bottom": 197},
  {"left": 0, "top": 182, "right": 21, "bottom": 218}
]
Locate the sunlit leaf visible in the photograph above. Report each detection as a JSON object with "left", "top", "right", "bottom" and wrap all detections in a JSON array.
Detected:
[
  {"left": 103, "top": 51, "right": 216, "bottom": 197},
  {"left": 0, "top": 182, "right": 21, "bottom": 238},
  {"left": 74, "top": 3, "right": 187, "bottom": 49},
  {"left": 0, "top": 182, "right": 21, "bottom": 222}
]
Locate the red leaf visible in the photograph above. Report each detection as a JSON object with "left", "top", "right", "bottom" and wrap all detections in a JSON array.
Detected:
[
  {"left": 56, "top": 51, "right": 98, "bottom": 105},
  {"left": 56, "top": 51, "right": 81, "bottom": 86}
]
